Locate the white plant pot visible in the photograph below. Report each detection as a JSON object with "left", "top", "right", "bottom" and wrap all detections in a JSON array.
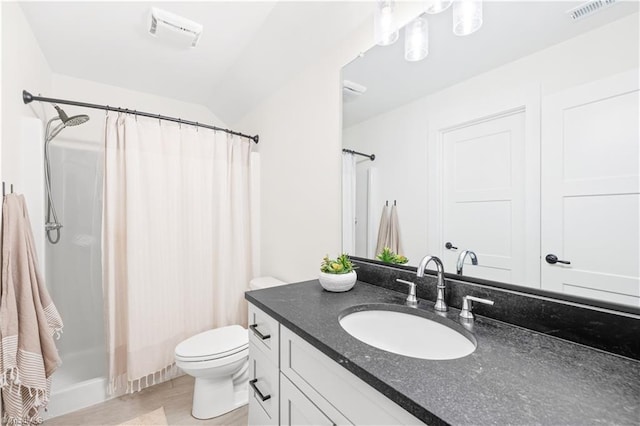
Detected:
[{"left": 318, "top": 271, "right": 357, "bottom": 292}]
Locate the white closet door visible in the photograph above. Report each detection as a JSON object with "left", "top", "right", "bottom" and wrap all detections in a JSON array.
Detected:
[
  {"left": 541, "top": 70, "right": 639, "bottom": 306},
  {"left": 442, "top": 111, "right": 527, "bottom": 284}
]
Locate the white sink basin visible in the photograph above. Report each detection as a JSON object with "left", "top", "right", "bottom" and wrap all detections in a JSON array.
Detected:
[{"left": 339, "top": 308, "right": 476, "bottom": 360}]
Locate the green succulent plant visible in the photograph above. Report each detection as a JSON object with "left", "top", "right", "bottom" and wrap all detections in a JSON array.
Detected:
[
  {"left": 320, "top": 253, "right": 355, "bottom": 274},
  {"left": 376, "top": 247, "right": 409, "bottom": 265}
]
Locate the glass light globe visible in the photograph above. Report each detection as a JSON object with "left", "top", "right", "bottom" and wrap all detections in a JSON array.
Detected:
[
  {"left": 405, "top": 15, "right": 429, "bottom": 62},
  {"left": 375, "top": 0, "right": 399, "bottom": 46}
]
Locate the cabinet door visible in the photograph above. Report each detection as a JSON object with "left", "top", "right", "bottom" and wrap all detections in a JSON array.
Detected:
[
  {"left": 280, "top": 373, "right": 342, "bottom": 426},
  {"left": 541, "top": 70, "right": 639, "bottom": 306},
  {"left": 280, "top": 326, "right": 422, "bottom": 425},
  {"left": 248, "top": 303, "right": 280, "bottom": 364},
  {"left": 248, "top": 342, "right": 279, "bottom": 426}
]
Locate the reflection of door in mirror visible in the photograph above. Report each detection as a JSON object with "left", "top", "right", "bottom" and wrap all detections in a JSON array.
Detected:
[
  {"left": 541, "top": 70, "right": 639, "bottom": 306},
  {"left": 442, "top": 111, "right": 528, "bottom": 285}
]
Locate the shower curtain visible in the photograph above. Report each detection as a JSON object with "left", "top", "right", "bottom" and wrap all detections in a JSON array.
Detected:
[
  {"left": 102, "top": 113, "right": 253, "bottom": 394},
  {"left": 342, "top": 153, "right": 356, "bottom": 254}
]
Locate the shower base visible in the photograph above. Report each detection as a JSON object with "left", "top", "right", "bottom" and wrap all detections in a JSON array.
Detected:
[{"left": 43, "top": 348, "right": 110, "bottom": 420}]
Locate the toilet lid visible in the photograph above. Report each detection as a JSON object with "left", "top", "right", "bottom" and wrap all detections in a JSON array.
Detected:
[{"left": 175, "top": 325, "right": 248, "bottom": 361}]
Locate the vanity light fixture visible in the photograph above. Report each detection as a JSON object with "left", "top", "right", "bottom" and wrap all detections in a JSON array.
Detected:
[
  {"left": 424, "top": 0, "right": 453, "bottom": 14},
  {"left": 374, "top": 0, "right": 399, "bottom": 46},
  {"left": 404, "top": 15, "right": 429, "bottom": 62},
  {"left": 453, "top": 0, "right": 483, "bottom": 36}
]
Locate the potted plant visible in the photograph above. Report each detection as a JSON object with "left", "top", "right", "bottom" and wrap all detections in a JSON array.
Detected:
[
  {"left": 319, "top": 253, "right": 357, "bottom": 292},
  {"left": 376, "top": 247, "right": 409, "bottom": 265}
]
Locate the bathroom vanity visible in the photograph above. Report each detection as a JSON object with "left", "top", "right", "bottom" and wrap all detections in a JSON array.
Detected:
[{"left": 245, "top": 268, "right": 640, "bottom": 425}]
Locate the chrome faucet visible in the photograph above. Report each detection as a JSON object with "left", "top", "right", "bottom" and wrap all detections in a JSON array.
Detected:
[
  {"left": 456, "top": 250, "right": 478, "bottom": 275},
  {"left": 416, "top": 255, "right": 448, "bottom": 312},
  {"left": 396, "top": 279, "right": 418, "bottom": 307},
  {"left": 459, "top": 295, "right": 494, "bottom": 320}
]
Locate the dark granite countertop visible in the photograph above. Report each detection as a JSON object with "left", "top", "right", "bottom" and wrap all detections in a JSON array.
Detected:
[{"left": 245, "top": 280, "right": 640, "bottom": 426}]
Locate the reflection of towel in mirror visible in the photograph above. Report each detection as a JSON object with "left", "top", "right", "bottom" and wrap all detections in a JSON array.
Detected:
[
  {"left": 388, "top": 204, "right": 404, "bottom": 255},
  {"left": 0, "top": 194, "right": 63, "bottom": 425},
  {"left": 375, "top": 204, "right": 389, "bottom": 256}
]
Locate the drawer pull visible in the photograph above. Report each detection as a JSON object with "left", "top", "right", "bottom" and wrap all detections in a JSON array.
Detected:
[
  {"left": 249, "top": 324, "right": 270, "bottom": 340},
  {"left": 249, "top": 378, "right": 271, "bottom": 401}
]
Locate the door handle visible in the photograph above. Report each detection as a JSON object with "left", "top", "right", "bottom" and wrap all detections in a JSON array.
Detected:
[
  {"left": 249, "top": 324, "right": 270, "bottom": 340},
  {"left": 445, "top": 242, "right": 458, "bottom": 250},
  {"left": 545, "top": 254, "right": 571, "bottom": 265},
  {"left": 249, "top": 378, "right": 271, "bottom": 401}
]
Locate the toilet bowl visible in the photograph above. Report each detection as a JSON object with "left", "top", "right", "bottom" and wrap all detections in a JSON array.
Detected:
[{"left": 175, "top": 276, "right": 285, "bottom": 419}]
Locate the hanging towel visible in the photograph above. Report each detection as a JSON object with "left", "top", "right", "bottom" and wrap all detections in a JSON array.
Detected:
[
  {"left": 388, "top": 204, "right": 404, "bottom": 256},
  {"left": 0, "top": 194, "right": 63, "bottom": 425},
  {"left": 387, "top": 203, "right": 404, "bottom": 254},
  {"left": 375, "top": 204, "right": 390, "bottom": 256}
]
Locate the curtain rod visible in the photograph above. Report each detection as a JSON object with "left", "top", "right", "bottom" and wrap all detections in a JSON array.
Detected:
[
  {"left": 22, "top": 90, "right": 259, "bottom": 144},
  {"left": 342, "top": 148, "right": 375, "bottom": 161}
]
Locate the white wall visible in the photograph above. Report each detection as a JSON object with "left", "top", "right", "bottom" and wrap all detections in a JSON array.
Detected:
[
  {"left": 1, "top": 2, "right": 54, "bottom": 286},
  {"left": 343, "top": 14, "right": 639, "bottom": 266},
  {"left": 234, "top": 3, "right": 424, "bottom": 283},
  {"left": 1, "top": 2, "right": 52, "bottom": 183}
]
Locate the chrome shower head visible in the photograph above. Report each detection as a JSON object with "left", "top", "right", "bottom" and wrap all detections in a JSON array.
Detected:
[
  {"left": 65, "top": 114, "right": 90, "bottom": 126},
  {"left": 54, "top": 105, "right": 89, "bottom": 126}
]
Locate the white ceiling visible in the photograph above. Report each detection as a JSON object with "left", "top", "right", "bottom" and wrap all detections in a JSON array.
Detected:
[
  {"left": 19, "top": 1, "right": 374, "bottom": 125},
  {"left": 343, "top": 1, "right": 639, "bottom": 127}
]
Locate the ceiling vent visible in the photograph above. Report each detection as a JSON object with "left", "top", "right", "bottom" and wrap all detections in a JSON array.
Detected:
[
  {"left": 149, "top": 7, "right": 203, "bottom": 48},
  {"left": 566, "top": 0, "right": 618, "bottom": 21},
  {"left": 343, "top": 80, "right": 367, "bottom": 103}
]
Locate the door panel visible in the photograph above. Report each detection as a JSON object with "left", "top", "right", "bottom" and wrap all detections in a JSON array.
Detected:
[
  {"left": 541, "top": 70, "right": 639, "bottom": 306},
  {"left": 442, "top": 111, "right": 528, "bottom": 284}
]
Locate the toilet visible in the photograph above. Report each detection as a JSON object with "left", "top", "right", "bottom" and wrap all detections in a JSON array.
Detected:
[{"left": 175, "top": 276, "right": 286, "bottom": 419}]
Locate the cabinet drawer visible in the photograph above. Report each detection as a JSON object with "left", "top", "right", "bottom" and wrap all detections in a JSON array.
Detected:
[
  {"left": 280, "top": 326, "right": 424, "bottom": 425},
  {"left": 248, "top": 342, "right": 279, "bottom": 426},
  {"left": 280, "top": 372, "right": 350, "bottom": 426},
  {"left": 248, "top": 303, "right": 280, "bottom": 364}
]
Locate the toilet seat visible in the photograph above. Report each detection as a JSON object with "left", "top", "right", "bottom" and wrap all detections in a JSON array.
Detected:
[{"left": 175, "top": 325, "right": 248, "bottom": 363}]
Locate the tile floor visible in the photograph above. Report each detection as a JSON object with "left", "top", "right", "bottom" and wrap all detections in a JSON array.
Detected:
[{"left": 45, "top": 375, "right": 248, "bottom": 425}]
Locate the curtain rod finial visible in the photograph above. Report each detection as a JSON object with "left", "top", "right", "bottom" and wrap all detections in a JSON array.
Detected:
[
  {"left": 23, "top": 90, "right": 34, "bottom": 104},
  {"left": 253, "top": 135, "right": 259, "bottom": 144}
]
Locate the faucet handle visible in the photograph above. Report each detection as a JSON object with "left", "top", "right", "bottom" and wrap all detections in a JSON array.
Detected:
[
  {"left": 459, "top": 295, "right": 494, "bottom": 320},
  {"left": 396, "top": 279, "right": 418, "bottom": 306}
]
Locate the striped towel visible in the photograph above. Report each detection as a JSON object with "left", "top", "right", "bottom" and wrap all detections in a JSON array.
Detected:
[{"left": 0, "top": 194, "right": 63, "bottom": 425}]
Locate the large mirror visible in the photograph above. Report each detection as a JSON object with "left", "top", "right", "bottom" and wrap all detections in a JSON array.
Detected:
[{"left": 341, "top": 1, "right": 639, "bottom": 307}]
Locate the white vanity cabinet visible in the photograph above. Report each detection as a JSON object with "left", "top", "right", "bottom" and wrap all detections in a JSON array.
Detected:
[
  {"left": 248, "top": 304, "right": 280, "bottom": 426},
  {"left": 247, "top": 302, "right": 425, "bottom": 426}
]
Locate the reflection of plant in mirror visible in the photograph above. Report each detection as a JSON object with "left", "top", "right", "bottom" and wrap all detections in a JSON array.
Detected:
[
  {"left": 377, "top": 247, "right": 408, "bottom": 265},
  {"left": 320, "top": 254, "right": 356, "bottom": 274}
]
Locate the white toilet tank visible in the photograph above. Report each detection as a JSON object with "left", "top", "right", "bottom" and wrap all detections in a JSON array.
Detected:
[{"left": 249, "top": 276, "right": 285, "bottom": 290}]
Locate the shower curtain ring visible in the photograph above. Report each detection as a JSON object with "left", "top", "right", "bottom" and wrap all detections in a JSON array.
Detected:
[
  {"left": 178, "top": 118, "right": 182, "bottom": 129},
  {"left": 134, "top": 110, "right": 137, "bottom": 121}
]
